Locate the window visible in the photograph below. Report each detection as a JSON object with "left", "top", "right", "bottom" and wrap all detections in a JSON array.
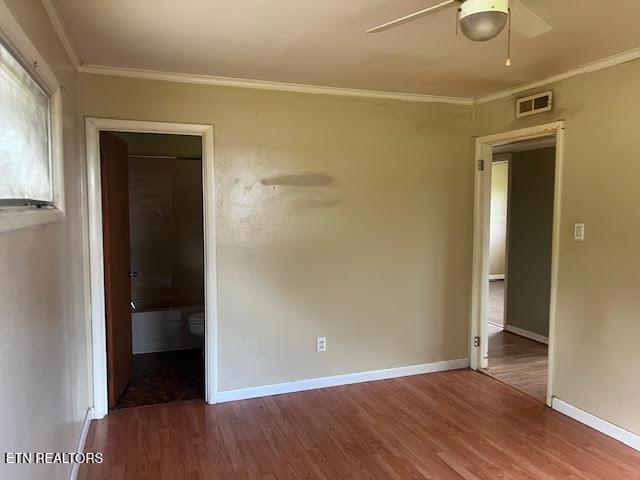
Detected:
[
  {"left": 0, "top": 4, "right": 64, "bottom": 233},
  {"left": 0, "top": 40, "right": 52, "bottom": 206}
]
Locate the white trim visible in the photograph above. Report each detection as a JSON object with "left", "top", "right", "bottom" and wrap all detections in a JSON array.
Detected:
[
  {"left": 76, "top": 47, "right": 640, "bottom": 107},
  {"left": 493, "top": 135, "right": 556, "bottom": 154},
  {"left": 217, "top": 358, "right": 470, "bottom": 403},
  {"left": 77, "top": 64, "right": 474, "bottom": 105},
  {"left": 503, "top": 324, "right": 548, "bottom": 345},
  {"left": 35, "top": 0, "right": 640, "bottom": 106},
  {"left": 85, "top": 118, "right": 218, "bottom": 419},
  {"left": 0, "top": 0, "right": 66, "bottom": 234},
  {"left": 68, "top": 406, "right": 93, "bottom": 480},
  {"left": 476, "top": 46, "right": 640, "bottom": 104},
  {"left": 470, "top": 121, "right": 564, "bottom": 408},
  {"left": 41, "top": 0, "right": 82, "bottom": 68},
  {"left": 0, "top": 1, "right": 60, "bottom": 91},
  {"left": 489, "top": 274, "right": 505, "bottom": 281},
  {"left": 552, "top": 398, "right": 640, "bottom": 452}
]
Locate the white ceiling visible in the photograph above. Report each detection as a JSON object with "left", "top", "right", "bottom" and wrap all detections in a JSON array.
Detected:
[{"left": 55, "top": 0, "right": 640, "bottom": 98}]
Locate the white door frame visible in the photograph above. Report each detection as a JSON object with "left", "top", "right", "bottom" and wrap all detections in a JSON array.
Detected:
[
  {"left": 85, "top": 118, "right": 217, "bottom": 419},
  {"left": 470, "top": 121, "right": 564, "bottom": 407}
]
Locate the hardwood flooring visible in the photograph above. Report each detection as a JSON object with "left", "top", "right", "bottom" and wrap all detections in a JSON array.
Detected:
[
  {"left": 484, "top": 324, "right": 548, "bottom": 403},
  {"left": 79, "top": 369, "right": 640, "bottom": 480},
  {"left": 483, "top": 280, "right": 548, "bottom": 403}
]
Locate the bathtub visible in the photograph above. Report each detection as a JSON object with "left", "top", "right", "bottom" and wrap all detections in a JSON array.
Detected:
[{"left": 131, "top": 305, "right": 204, "bottom": 354}]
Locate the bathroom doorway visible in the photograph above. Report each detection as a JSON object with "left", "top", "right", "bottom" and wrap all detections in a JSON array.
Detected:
[{"left": 100, "top": 131, "right": 205, "bottom": 409}]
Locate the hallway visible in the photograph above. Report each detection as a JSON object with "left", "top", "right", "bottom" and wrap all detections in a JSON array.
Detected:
[{"left": 484, "top": 281, "right": 548, "bottom": 403}]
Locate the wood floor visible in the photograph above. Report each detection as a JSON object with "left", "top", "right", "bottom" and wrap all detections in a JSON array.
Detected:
[
  {"left": 78, "top": 369, "right": 640, "bottom": 480},
  {"left": 483, "top": 280, "right": 548, "bottom": 403},
  {"left": 484, "top": 324, "right": 548, "bottom": 403}
]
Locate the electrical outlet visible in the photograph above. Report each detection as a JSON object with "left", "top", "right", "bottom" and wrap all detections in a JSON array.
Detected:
[
  {"left": 574, "top": 223, "right": 585, "bottom": 241},
  {"left": 316, "top": 337, "right": 327, "bottom": 352}
]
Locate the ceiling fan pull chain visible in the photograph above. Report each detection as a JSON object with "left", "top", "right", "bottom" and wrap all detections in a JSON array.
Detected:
[{"left": 505, "top": 8, "right": 512, "bottom": 66}]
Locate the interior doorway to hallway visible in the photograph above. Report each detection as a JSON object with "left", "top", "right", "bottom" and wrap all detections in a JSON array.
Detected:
[
  {"left": 470, "top": 122, "right": 564, "bottom": 407},
  {"left": 482, "top": 136, "right": 556, "bottom": 403}
]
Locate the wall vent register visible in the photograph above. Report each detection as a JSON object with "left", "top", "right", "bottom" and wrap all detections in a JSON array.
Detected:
[{"left": 516, "top": 90, "right": 553, "bottom": 118}]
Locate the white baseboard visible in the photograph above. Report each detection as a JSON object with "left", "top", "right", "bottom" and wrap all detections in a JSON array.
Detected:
[
  {"left": 217, "top": 358, "right": 470, "bottom": 403},
  {"left": 69, "top": 406, "right": 93, "bottom": 480},
  {"left": 489, "top": 274, "right": 505, "bottom": 281},
  {"left": 552, "top": 398, "right": 640, "bottom": 452},
  {"left": 504, "top": 324, "right": 549, "bottom": 344}
]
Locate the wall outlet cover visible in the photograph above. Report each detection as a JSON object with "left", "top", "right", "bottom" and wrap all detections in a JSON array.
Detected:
[{"left": 316, "top": 337, "right": 327, "bottom": 352}]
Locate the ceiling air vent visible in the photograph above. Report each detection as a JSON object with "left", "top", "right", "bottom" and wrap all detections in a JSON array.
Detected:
[{"left": 516, "top": 91, "right": 553, "bottom": 118}]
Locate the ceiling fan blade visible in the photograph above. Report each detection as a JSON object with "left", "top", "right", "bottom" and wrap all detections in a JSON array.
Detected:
[
  {"left": 366, "top": 0, "right": 458, "bottom": 33},
  {"left": 509, "top": 0, "right": 552, "bottom": 38}
]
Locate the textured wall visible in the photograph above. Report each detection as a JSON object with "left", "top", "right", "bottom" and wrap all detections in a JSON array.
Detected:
[
  {"left": 0, "top": 1, "right": 90, "bottom": 479},
  {"left": 476, "top": 59, "right": 640, "bottom": 435},
  {"left": 78, "top": 74, "right": 474, "bottom": 391}
]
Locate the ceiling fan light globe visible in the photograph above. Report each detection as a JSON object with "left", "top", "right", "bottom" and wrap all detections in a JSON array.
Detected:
[{"left": 459, "top": 10, "right": 508, "bottom": 41}]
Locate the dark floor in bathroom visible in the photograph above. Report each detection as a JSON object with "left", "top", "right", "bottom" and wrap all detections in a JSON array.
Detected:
[{"left": 114, "top": 348, "right": 204, "bottom": 409}]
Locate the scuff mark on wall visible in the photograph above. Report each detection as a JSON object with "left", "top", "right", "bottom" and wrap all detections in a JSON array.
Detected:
[{"left": 261, "top": 173, "right": 334, "bottom": 187}]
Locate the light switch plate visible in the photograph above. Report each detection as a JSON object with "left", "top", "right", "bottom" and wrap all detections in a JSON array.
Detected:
[{"left": 574, "top": 223, "right": 585, "bottom": 241}]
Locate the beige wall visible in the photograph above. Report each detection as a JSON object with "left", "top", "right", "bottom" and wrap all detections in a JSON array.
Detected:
[
  {"left": 505, "top": 148, "right": 555, "bottom": 338},
  {"left": 0, "top": 1, "right": 90, "bottom": 479},
  {"left": 78, "top": 74, "right": 474, "bottom": 391},
  {"left": 475, "top": 59, "right": 640, "bottom": 435},
  {"left": 489, "top": 158, "right": 508, "bottom": 277},
  {"left": 8, "top": 0, "right": 639, "bottom": 459}
]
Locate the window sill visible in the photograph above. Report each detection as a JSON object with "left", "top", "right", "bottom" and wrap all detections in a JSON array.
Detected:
[{"left": 0, "top": 206, "right": 65, "bottom": 234}]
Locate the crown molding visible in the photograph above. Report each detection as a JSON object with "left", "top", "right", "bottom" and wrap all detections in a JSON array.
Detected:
[
  {"left": 77, "top": 64, "right": 474, "bottom": 105},
  {"left": 41, "top": 0, "right": 82, "bottom": 68},
  {"left": 40, "top": 0, "right": 640, "bottom": 107},
  {"left": 76, "top": 46, "right": 640, "bottom": 107},
  {"left": 476, "top": 46, "right": 640, "bottom": 104}
]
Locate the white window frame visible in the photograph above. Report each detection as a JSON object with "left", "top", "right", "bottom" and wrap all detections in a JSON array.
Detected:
[{"left": 0, "top": 1, "right": 65, "bottom": 233}]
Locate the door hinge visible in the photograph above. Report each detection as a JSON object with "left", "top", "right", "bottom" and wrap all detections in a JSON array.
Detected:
[
  {"left": 477, "top": 159, "right": 485, "bottom": 171},
  {"left": 474, "top": 336, "right": 481, "bottom": 348}
]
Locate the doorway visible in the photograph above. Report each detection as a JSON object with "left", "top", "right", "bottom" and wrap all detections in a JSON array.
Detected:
[
  {"left": 86, "top": 119, "right": 217, "bottom": 419},
  {"left": 101, "top": 131, "right": 205, "bottom": 409},
  {"left": 483, "top": 137, "right": 556, "bottom": 403},
  {"left": 470, "top": 122, "right": 564, "bottom": 407}
]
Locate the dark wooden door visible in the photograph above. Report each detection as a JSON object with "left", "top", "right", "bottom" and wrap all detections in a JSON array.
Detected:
[{"left": 100, "top": 131, "right": 133, "bottom": 408}]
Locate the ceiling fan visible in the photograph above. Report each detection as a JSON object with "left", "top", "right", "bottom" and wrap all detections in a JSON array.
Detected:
[{"left": 366, "top": 0, "right": 552, "bottom": 65}]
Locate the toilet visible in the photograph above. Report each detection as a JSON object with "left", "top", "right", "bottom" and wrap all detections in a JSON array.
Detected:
[{"left": 188, "top": 311, "right": 205, "bottom": 339}]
